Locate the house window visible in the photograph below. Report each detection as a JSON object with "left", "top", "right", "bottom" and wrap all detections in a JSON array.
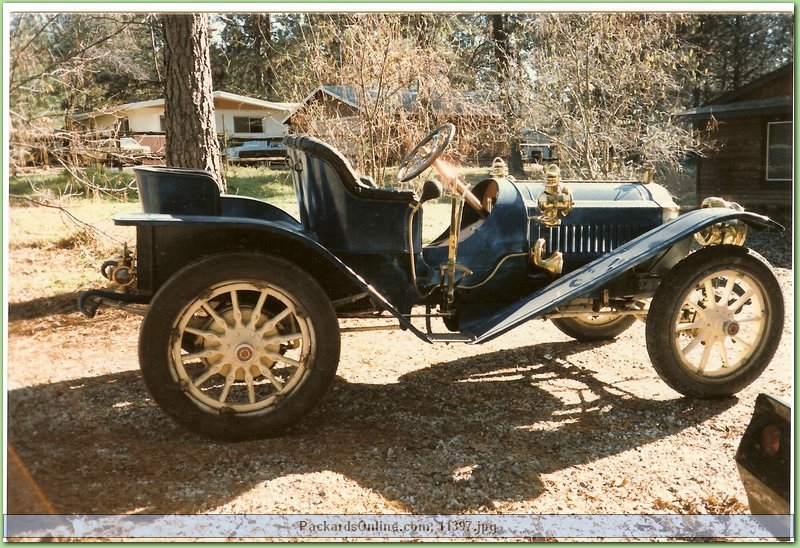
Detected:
[
  {"left": 767, "top": 121, "right": 792, "bottom": 182},
  {"left": 118, "top": 118, "right": 131, "bottom": 133},
  {"left": 233, "top": 117, "right": 265, "bottom": 134},
  {"left": 159, "top": 116, "right": 166, "bottom": 132}
]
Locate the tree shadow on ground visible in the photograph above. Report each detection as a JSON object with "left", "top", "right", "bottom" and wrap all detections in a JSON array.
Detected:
[{"left": 7, "top": 340, "right": 736, "bottom": 516}]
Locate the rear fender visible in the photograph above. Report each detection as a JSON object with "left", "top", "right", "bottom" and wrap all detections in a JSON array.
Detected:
[
  {"left": 114, "top": 213, "right": 426, "bottom": 336},
  {"left": 462, "top": 208, "right": 783, "bottom": 343}
]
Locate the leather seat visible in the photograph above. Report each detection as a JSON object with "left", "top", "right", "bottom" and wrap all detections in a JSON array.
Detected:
[
  {"left": 135, "top": 166, "right": 221, "bottom": 215},
  {"left": 284, "top": 134, "right": 421, "bottom": 254}
]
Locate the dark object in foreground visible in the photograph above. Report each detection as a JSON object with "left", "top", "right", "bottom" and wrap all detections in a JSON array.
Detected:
[{"left": 736, "top": 393, "right": 791, "bottom": 516}]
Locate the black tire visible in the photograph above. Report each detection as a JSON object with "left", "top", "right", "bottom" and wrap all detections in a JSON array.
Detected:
[
  {"left": 139, "top": 252, "right": 340, "bottom": 441},
  {"left": 646, "top": 245, "right": 783, "bottom": 398},
  {"left": 551, "top": 314, "right": 637, "bottom": 342}
]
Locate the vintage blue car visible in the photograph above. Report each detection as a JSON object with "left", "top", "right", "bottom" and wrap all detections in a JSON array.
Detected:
[{"left": 79, "top": 124, "right": 785, "bottom": 441}]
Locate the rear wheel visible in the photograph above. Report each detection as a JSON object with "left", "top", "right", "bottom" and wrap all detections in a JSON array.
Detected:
[
  {"left": 139, "top": 252, "right": 340, "bottom": 441},
  {"left": 646, "top": 246, "right": 783, "bottom": 398},
  {"left": 552, "top": 313, "right": 636, "bottom": 342}
]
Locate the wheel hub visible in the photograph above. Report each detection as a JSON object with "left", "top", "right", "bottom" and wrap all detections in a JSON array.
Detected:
[
  {"left": 724, "top": 321, "right": 740, "bottom": 337},
  {"left": 235, "top": 344, "right": 255, "bottom": 363},
  {"left": 698, "top": 303, "right": 736, "bottom": 343},
  {"left": 205, "top": 306, "right": 284, "bottom": 382}
]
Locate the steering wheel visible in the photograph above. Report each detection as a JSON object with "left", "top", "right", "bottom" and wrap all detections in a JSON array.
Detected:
[{"left": 396, "top": 123, "right": 455, "bottom": 182}]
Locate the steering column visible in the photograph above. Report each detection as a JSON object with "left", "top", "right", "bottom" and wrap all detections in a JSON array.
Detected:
[{"left": 398, "top": 123, "right": 486, "bottom": 315}]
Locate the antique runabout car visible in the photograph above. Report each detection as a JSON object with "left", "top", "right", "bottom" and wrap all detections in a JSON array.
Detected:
[{"left": 79, "top": 124, "right": 785, "bottom": 441}]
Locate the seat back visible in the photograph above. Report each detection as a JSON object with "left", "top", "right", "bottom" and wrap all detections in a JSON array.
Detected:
[
  {"left": 134, "top": 166, "right": 221, "bottom": 215},
  {"left": 284, "top": 135, "right": 420, "bottom": 254}
]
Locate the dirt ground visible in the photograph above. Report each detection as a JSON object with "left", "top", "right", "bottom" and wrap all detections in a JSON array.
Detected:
[{"left": 4, "top": 203, "right": 794, "bottom": 541}]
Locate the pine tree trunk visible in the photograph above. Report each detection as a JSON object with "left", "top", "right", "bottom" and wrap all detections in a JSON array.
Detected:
[
  {"left": 162, "top": 14, "right": 225, "bottom": 191},
  {"left": 492, "top": 14, "right": 525, "bottom": 178}
]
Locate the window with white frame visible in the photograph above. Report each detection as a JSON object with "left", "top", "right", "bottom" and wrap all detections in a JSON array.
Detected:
[
  {"left": 766, "top": 121, "right": 792, "bottom": 181},
  {"left": 233, "top": 116, "right": 265, "bottom": 134}
]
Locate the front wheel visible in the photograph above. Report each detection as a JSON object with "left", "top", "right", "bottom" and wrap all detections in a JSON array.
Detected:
[
  {"left": 646, "top": 245, "right": 783, "bottom": 398},
  {"left": 139, "top": 252, "right": 341, "bottom": 441}
]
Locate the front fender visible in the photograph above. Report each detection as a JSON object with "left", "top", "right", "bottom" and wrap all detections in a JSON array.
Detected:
[
  {"left": 463, "top": 208, "right": 783, "bottom": 344},
  {"left": 113, "top": 212, "right": 427, "bottom": 338}
]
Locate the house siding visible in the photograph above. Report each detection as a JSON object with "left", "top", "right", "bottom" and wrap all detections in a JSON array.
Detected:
[
  {"left": 73, "top": 92, "right": 294, "bottom": 140},
  {"left": 700, "top": 116, "right": 762, "bottom": 201},
  {"left": 128, "top": 108, "right": 164, "bottom": 133},
  {"left": 693, "top": 64, "right": 793, "bottom": 209},
  {"left": 217, "top": 109, "right": 287, "bottom": 139}
]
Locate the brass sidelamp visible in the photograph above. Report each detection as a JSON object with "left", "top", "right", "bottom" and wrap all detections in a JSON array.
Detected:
[{"left": 536, "top": 165, "right": 573, "bottom": 228}]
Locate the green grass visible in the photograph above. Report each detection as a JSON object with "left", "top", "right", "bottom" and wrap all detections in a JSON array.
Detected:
[
  {"left": 9, "top": 165, "right": 299, "bottom": 203},
  {"left": 223, "top": 165, "right": 296, "bottom": 200}
]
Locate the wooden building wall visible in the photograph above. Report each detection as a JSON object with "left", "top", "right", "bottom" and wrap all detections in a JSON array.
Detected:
[{"left": 698, "top": 113, "right": 792, "bottom": 207}]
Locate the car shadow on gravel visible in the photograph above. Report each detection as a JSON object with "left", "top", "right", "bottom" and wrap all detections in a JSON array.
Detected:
[{"left": 7, "top": 341, "right": 737, "bottom": 516}]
